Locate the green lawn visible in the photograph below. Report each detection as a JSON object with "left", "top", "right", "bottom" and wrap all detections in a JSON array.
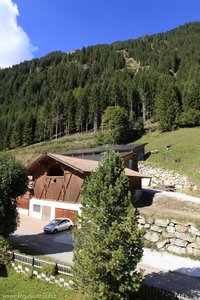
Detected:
[
  {"left": 0, "top": 266, "right": 84, "bottom": 300},
  {"left": 136, "top": 127, "right": 200, "bottom": 187}
]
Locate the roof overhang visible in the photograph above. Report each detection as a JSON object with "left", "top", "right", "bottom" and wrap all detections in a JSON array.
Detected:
[{"left": 27, "top": 152, "right": 151, "bottom": 179}]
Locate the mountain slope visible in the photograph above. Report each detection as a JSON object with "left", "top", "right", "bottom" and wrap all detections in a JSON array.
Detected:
[{"left": 0, "top": 22, "right": 200, "bottom": 150}]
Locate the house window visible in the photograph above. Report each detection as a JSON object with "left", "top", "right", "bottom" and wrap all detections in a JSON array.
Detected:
[
  {"left": 47, "top": 164, "right": 64, "bottom": 176},
  {"left": 33, "top": 204, "right": 41, "bottom": 213}
]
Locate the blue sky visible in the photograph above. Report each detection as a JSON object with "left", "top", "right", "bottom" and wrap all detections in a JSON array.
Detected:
[{"left": 0, "top": 0, "right": 200, "bottom": 67}]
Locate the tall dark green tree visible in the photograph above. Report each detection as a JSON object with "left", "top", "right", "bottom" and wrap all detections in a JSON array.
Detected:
[
  {"left": 89, "top": 83, "right": 101, "bottom": 132},
  {"left": 135, "top": 70, "right": 157, "bottom": 123},
  {"left": 155, "top": 75, "right": 181, "bottom": 131},
  {"left": 34, "top": 106, "right": 48, "bottom": 142},
  {"left": 0, "top": 153, "right": 28, "bottom": 237},
  {"left": 74, "top": 86, "right": 89, "bottom": 132},
  {"left": 9, "top": 117, "right": 24, "bottom": 149},
  {"left": 23, "top": 112, "right": 36, "bottom": 146},
  {"left": 63, "top": 90, "right": 76, "bottom": 135},
  {"left": 73, "top": 152, "right": 144, "bottom": 300},
  {"left": 182, "top": 64, "right": 200, "bottom": 111}
]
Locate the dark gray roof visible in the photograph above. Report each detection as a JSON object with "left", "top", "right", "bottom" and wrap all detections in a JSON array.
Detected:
[
  {"left": 62, "top": 143, "right": 147, "bottom": 157},
  {"left": 74, "top": 151, "right": 133, "bottom": 161}
]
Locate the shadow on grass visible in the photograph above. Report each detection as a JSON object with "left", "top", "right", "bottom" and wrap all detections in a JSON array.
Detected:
[
  {"left": 144, "top": 269, "right": 200, "bottom": 299},
  {"left": 0, "top": 264, "right": 8, "bottom": 277}
]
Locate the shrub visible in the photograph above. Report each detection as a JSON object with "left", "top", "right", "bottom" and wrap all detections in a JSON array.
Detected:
[
  {"left": 179, "top": 109, "right": 200, "bottom": 127},
  {"left": 0, "top": 236, "right": 10, "bottom": 266},
  {"left": 41, "top": 263, "right": 57, "bottom": 277}
]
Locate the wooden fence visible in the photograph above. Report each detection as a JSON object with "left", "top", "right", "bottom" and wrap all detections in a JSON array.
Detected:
[
  {"left": 8, "top": 251, "right": 191, "bottom": 299},
  {"left": 8, "top": 251, "right": 72, "bottom": 276}
]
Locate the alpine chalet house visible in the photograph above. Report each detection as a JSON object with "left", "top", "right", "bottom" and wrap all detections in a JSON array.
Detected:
[{"left": 17, "top": 144, "right": 150, "bottom": 223}]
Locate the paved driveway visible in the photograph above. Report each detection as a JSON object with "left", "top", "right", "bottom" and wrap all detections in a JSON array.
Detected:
[{"left": 9, "top": 214, "right": 74, "bottom": 264}]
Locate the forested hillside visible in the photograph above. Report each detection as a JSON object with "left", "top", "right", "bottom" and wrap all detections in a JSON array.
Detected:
[{"left": 0, "top": 22, "right": 200, "bottom": 150}]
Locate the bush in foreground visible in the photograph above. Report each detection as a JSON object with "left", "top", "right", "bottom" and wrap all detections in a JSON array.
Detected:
[{"left": 0, "top": 153, "right": 28, "bottom": 237}]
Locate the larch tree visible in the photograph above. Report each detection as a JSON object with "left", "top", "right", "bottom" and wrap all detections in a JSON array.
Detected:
[{"left": 72, "top": 151, "right": 144, "bottom": 300}]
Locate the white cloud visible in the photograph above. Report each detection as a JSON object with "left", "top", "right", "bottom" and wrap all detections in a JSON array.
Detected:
[{"left": 0, "top": 0, "right": 37, "bottom": 68}]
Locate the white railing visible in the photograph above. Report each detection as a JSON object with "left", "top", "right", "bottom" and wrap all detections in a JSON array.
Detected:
[{"left": 8, "top": 251, "right": 72, "bottom": 276}]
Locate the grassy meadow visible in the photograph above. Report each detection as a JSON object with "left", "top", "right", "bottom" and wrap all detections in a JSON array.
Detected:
[
  {"left": 136, "top": 127, "right": 200, "bottom": 186},
  {"left": 10, "top": 132, "right": 95, "bottom": 166}
]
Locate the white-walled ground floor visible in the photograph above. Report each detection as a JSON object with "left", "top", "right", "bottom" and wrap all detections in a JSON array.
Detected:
[
  {"left": 18, "top": 197, "right": 81, "bottom": 223},
  {"left": 18, "top": 188, "right": 143, "bottom": 223}
]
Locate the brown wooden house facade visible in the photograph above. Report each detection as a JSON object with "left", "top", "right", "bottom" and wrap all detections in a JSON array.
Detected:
[{"left": 18, "top": 147, "right": 150, "bottom": 223}]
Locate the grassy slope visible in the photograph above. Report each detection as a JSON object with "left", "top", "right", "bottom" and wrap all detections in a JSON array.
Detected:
[
  {"left": 136, "top": 127, "right": 200, "bottom": 186},
  {"left": 10, "top": 127, "right": 200, "bottom": 187},
  {"left": 0, "top": 267, "right": 84, "bottom": 300},
  {"left": 10, "top": 132, "right": 95, "bottom": 166}
]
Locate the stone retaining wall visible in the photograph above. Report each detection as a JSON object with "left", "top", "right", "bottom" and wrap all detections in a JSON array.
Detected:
[
  {"left": 139, "top": 163, "right": 198, "bottom": 191},
  {"left": 139, "top": 216, "right": 200, "bottom": 256}
]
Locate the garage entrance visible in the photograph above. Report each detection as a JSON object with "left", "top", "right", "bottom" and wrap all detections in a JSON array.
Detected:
[
  {"left": 55, "top": 208, "right": 77, "bottom": 224},
  {"left": 42, "top": 206, "right": 51, "bottom": 221}
]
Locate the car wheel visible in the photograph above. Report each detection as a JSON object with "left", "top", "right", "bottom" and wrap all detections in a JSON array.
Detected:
[
  {"left": 68, "top": 225, "right": 72, "bottom": 230},
  {"left": 53, "top": 229, "right": 58, "bottom": 234}
]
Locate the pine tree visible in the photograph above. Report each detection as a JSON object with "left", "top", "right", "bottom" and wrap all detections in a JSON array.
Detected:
[{"left": 72, "top": 152, "right": 144, "bottom": 300}]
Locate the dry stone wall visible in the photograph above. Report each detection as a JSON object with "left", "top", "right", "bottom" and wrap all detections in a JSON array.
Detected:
[
  {"left": 139, "top": 216, "right": 200, "bottom": 256},
  {"left": 138, "top": 163, "right": 198, "bottom": 191}
]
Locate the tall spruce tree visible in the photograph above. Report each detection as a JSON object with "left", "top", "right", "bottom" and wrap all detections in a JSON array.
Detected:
[
  {"left": 155, "top": 75, "right": 181, "bottom": 131},
  {"left": 72, "top": 152, "right": 144, "bottom": 300}
]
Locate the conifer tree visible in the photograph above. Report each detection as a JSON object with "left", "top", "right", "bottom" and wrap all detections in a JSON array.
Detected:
[
  {"left": 72, "top": 152, "right": 144, "bottom": 300},
  {"left": 155, "top": 75, "right": 181, "bottom": 131}
]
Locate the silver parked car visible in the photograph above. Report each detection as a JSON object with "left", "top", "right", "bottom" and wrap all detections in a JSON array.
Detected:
[{"left": 43, "top": 218, "right": 73, "bottom": 233}]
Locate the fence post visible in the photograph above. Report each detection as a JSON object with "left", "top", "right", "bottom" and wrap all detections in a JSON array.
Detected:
[
  {"left": 12, "top": 252, "right": 15, "bottom": 261},
  {"left": 32, "top": 257, "right": 34, "bottom": 267},
  {"left": 55, "top": 263, "right": 58, "bottom": 275}
]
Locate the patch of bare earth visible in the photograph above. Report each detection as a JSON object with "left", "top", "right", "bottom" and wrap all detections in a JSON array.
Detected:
[{"left": 136, "top": 189, "right": 200, "bottom": 223}]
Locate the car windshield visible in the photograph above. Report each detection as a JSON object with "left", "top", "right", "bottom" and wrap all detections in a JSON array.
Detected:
[{"left": 49, "top": 219, "right": 60, "bottom": 225}]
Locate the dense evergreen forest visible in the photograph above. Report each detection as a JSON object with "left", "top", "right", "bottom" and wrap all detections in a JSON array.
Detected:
[{"left": 0, "top": 22, "right": 200, "bottom": 150}]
